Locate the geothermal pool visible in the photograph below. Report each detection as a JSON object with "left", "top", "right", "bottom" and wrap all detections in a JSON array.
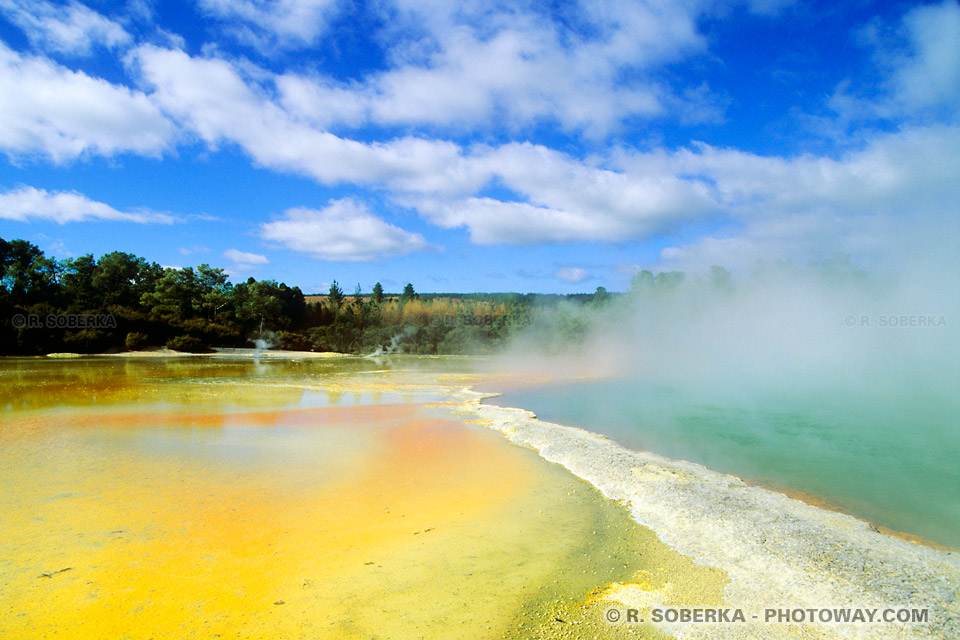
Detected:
[
  {"left": 496, "top": 379, "right": 960, "bottom": 549},
  {"left": 3, "top": 354, "right": 958, "bottom": 640},
  {"left": 0, "top": 356, "right": 722, "bottom": 640}
]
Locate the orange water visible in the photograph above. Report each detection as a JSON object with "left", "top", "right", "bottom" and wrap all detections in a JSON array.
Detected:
[{"left": 0, "top": 357, "right": 723, "bottom": 639}]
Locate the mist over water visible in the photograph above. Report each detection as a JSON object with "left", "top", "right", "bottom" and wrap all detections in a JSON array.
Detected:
[{"left": 493, "top": 256, "right": 960, "bottom": 547}]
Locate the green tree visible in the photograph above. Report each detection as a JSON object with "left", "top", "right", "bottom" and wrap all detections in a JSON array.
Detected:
[
  {"left": 0, "top": 238, "right": 60, "bottom": 307},
  {"left": 630, "top": 270, "right": 686, "bottom": 292},
  {"left": 592, "top": 286, "right": 609, "bottom": 305},
  {"left": 60, "top": 254, "right": 100, "bottom": 309},
  {"left": 233, "top": 278, "right": 285, "bottom": 330},
  {"left": 400, "top": 282, "right": 416, "bottom": 303},
  {"left": 371, "top": 281, "right": 384, "bottom": 304},
  {"left": 141, "top": 267, "right": 200, "bottom": 323},
  {"left": 277, "top": 284, "right": 306, "bottom": 328},
  {"left": 328, "top": 280, "right": 344, "bottom": 311},
  {"left": 193, "top": 264, "right": 232, "bottom": 321},
  {"left": 353, "top": 283, "right": 363, "bottom": 307},
  {"left": 93, "top": 251, "right": 153, "bottom": 308}
]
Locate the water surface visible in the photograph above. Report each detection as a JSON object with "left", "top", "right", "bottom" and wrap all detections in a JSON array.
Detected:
[
  {"left": 497, "top": 379, "right": 960, "bottom": 549},
  {"left": 0, "top": 356, "right": 724, "bottom": 639}
]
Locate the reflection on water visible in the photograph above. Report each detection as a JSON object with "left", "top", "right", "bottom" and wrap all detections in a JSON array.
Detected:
[
  {"left": 0, "top": 357, "right": 722, "bottom": 639},
  {"left": 0, "top": 355, "right": 482, "bottom": 412}
]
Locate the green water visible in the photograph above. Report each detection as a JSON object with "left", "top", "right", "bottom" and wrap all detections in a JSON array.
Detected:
[{"left": 497, "top": 380, "right": 960, "bottom": 549}]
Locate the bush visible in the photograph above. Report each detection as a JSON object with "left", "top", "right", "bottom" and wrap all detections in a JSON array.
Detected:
[
  {"left": 125, "top": 331, "right": 149, "bottom": 350},
  {"left": 63, "top": 329, "right": 113, "bottom": 353},
  {"left": 166, "top": 335, "right": 206, "bottom": 352},
  {"left": 275, "top": 330, "right": 312, "bottom": 351}
]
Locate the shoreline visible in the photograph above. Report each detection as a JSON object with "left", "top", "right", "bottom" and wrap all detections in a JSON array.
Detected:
[
  {"left": 737, "top": 479, "right": 955, "bottom": 552},
  {"left": 100, "top": 348, "right": 350, "bottom": 359},
  {"left": 479, "top": 381, "right": 955, "bottom": 554},
  {"left": 444, "top": 385, "right": 960, "bottom": 640},
  {"left": 32, "top": 348, "right": 351, "bottom": 359}
]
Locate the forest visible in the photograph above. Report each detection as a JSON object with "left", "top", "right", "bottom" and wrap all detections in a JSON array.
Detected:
[{"left": 0, "top": 237, "right": 630, "bottom": 356}]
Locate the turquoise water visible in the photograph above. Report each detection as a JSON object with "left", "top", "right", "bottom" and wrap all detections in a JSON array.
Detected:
[{"left": 496, "top": 380, "right": 960, "bottom": 549}]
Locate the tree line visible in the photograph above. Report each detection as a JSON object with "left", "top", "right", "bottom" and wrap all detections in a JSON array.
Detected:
[{"left": 0, "top": 237, "right": 621, "bottom": 356}]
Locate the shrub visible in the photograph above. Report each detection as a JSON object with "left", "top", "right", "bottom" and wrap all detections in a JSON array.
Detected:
[
  {"left": 125, "top": 331, "right": 149, "bottom": 350},
  {"left": 166, "top": 335, "right": 206, "bottom": 352}
]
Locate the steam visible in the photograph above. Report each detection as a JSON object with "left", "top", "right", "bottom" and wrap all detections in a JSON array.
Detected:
[
  {"left": 252, "top": 330, "right": 277, "bottom": 362},
  {"left": 488, "top": 253, "right": 960, "bottom": 546},
  {"left": 496, "top": 254, "right": 960, "bottom": 406},
  {"left": 365, "top": 327, "right": 419, "bottom": 358}
]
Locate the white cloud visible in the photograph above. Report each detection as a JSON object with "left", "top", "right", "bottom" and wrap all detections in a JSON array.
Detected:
[
  {"left": 831, "top": 0, "right": 960, "bottom": 122},
  {"left": 273, "top": 73, "right": 368, "bottom": 129},
  {"left": 0, "top": 44, "right": 173, "bottom": 161},
  {"left": 120, "top": 26, "right": 959, "bottom": 264},
  {"left": 223, "top": 248, "right": 269, "bottom": 264},
  {"left": 410, "top": 141, "right": 716, "bottom": 245},
  {"left": 0, "top": 0, "right": 131, "bottom": 56},
  {"left": 129, "top": 44, "right": 960, "bottom": 257},
  {"left": 662, "top": 124, "right": 960, "bottom": 218},
  {"left": 265, "top": 0, "right": 794, "bottom": 137},
  {"left": 626, "top": 124, "right": 960, "bottom": 273},
  {"left": 554, "top": 267, "right": 590, "bottom": 284},
  {"left": 131, "top": 46, "right": 717, "bottom": 245},
  {"left": 198, "top": 0, "right": 340, "bottom": 50},
  {"left": 0, "top": 185, "right": 175, "bottom": 224},
  {"left": 129, "top": 47, "right": 721, "bottom": 246},
  {"left": 274, "top": 0, "right": 721, "bottom": 136},
  {"left": 415, "top": 198, "right": 588, "bottom": 245},
  {"left": 415, "top": 188, "right": 709, "bottom": 245},
  {"left": 888, "top": 0, "right": 960, "bottom": 113},
  {"left": 260, "top": 199, "right": 433, "bottom": 261},
  {"left": 130, "top": 46, "right": 482, "bottom": 192}
]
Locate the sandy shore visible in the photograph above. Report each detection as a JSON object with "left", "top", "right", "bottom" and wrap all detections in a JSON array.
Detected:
[{"left": 441, "top": 386, "right": 960, "bottom": 640}]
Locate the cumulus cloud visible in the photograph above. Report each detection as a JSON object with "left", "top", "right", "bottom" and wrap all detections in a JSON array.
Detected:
[
  {"left": 0, "top": 44, "right": 172, "bottom": 161},
  {"left": 127, "top": 47, "right": 721, "bottom": 245},
  {"left": 0, "top": 185, "right": 175, "bottom": 224},
  {"left": 663, "top": 124, "right": 960, "bottom": 218},
  {"left": 130, "top": 46, "right": 481, "bottom": 192},
  {"left": 0, "top": 0, "right": 131, "bottom": 56},
  {"left": 627, "top": 124, "right": 960, "bottom": 272},
  {"left": 414, "top": 187, "right": 708, "bottom": 245},
  {"left": 259, "top": 199, "right": 433, "bottom": 261},
  {"left": 22, "top": 1, "right": 921, "bottom": 270},
  {"left": 128, "top": 43, "right": 960, "bottom": 257},
  {"left": 436, "top": 142, "right": 716, "bottom": 243},
  {"left": 223, "top": 248, "right": 269, "bottom": 265},
  {"left": 266, "top": 0, "right": 795, "bottom": 136},
  {"left": 274, "top": 0, "right": 723, "bottom": 136},
  {"left": 831, "top": 0, "right": 960, "bottom": 122},
  {"left": 888, "top": 0, "right": 960, "bottom": 113},
  {"left": 198, "top": 0, "right": 340, "bottom": 50}
]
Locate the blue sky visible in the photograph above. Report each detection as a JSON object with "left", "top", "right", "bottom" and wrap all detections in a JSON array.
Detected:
[{"left": 0, "top": 0, "right": 957, "bottom": 293}]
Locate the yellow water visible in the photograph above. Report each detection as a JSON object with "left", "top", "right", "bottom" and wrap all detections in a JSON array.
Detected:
[{"left": 0, "top": 357, "right": 725, "bottom": 639}]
